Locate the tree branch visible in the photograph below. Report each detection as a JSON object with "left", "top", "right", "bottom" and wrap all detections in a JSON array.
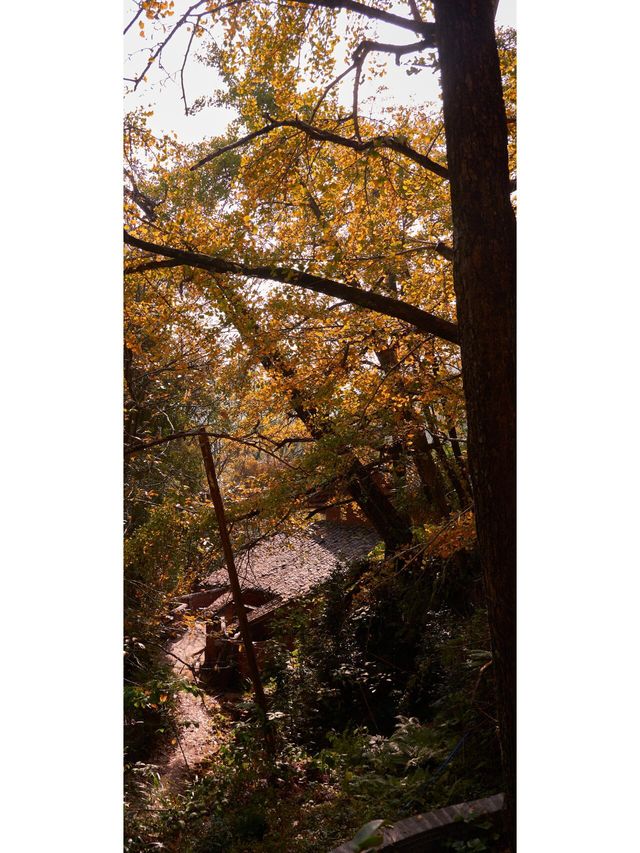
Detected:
[
  {"left": 124, "top": 169, "right": 163, "bottom": 223},
  {"left": 128, "top": 0, "right": 210, "bottom": 91},
  {"left": 309, "top": 60, "right": 358, "bottom": 122},
  {"left": 350, "top": 37, "right": 431, "bottom": 140},
  {"left": 124, "top": 230, "right": 460, "bottom": 344},
  {"left": 352, "top": 53, "right": 364, "bottom": 140},
  {"left": 123, "top": 4, "right": 144, "bottom": 36},
  {"left": 191, "top": 116, "right": 448, "bottom": 180},
  {"left": 354, "top": 37, "right": 431, "bottom": 64},
  {"left": 407, "top": 0, "right": 424, "bottom": 25},
  {"left": 180, "top": 13, "right": 201, "bottom": 115},
  {"left": 125, "top": 258, "right": 182, "bottom": 275},
  {"left": 291, "top": 0, "right": 435, "bottom": 39},
  {"left": 124, "top": 427, "right": 300, "bottom": 468},
  {"left": 435, "top": 240, "right": 453, "bottom": 261},
  {"left": 124, "top": 427, "right": 298, "bottom": 471}
]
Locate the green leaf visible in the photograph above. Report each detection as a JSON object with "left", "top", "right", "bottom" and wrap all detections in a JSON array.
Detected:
[{"left": 351, "top": 819, "right": 385, "bottom": 851}]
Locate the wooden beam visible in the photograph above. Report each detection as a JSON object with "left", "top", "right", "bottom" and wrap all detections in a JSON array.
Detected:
[{"left": 197, "top": 428, "right": 269, "bottom": 718}]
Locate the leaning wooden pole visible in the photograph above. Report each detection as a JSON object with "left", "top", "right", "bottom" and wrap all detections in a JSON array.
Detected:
[{"left": 197, "top": 427, "right": 269, "bottom": 717}]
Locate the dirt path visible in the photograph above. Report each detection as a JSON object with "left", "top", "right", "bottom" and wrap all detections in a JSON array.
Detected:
[{"left": 155, "top": 621, "right": 226, "bottom": 791}]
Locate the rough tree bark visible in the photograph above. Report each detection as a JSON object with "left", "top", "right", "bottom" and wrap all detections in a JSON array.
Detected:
[
  {"left": 433, "top": 0, "right": 516, "bottom": 843},
  {"left": 346, "top": 457, "right": 414, "bottom": 553}
]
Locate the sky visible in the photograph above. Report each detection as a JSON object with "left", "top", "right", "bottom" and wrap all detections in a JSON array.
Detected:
[{"left": 124, "top": 0, "right": 516, "bottom": 144}]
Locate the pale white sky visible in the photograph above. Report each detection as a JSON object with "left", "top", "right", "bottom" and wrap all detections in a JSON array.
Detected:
[{"left": 124, "top": 0, "right": 516, "bottom": 144}]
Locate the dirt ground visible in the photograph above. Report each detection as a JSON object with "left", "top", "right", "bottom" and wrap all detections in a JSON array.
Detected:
[{"left": 155, "top": 621, "right": 225, "bottom": 790}]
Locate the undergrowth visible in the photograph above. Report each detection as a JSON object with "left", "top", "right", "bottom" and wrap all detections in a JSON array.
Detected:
[{"left": 125, "top": 548, "right": 505, "bottom": 852}]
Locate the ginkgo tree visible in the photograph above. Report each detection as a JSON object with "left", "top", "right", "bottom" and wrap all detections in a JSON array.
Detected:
[
  {"left": 124, "top": 102, "right": 470, "bottom": 545},
  {"left": 124, "top": 0, "right": 516, "bottom": 839}
]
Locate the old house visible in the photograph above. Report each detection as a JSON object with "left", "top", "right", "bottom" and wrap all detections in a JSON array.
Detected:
[{"left": 172, "top": 520, "right": 379, "bottom": 687}]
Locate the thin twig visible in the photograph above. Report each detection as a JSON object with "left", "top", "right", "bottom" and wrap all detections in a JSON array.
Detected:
[
  {"left": 123, "top": 4, "right": 143, "bottom": 36},
  {"left": 309, "top": 60, "right": 357, "bottom": 123},
  {"left": 124, "top": 427, "right": 301, "bottom": 469},
  {"left": 180, "top": 14, "right": 201, "bottom": 115},
  {"left": 170, "top": 719, "right": 191, "bottom": 770},
  {"left": 146, "top": 640, "right": 198, "bottom": 677},
  {"left": 424, "top": 504, "right": 474, "bottom": 556}
]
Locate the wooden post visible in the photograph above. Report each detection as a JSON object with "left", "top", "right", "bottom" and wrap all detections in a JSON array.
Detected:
[{"left": 197, "top": 428, "right": 269, "bottom": 717}]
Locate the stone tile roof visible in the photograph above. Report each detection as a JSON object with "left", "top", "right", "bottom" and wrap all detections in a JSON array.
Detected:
[{"left": 205, "top": 521, "right": 380, "bottom": 621}]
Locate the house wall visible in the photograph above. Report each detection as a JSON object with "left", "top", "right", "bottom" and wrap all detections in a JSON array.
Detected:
[{"left": 323, "top": 502, "right": 369, "bottom": 525}]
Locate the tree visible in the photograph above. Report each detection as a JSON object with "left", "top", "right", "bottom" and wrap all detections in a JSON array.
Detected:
[
  {"left": 124, "top": 0, "right": 516, "bottom": 842},
  {"left": 123, "top": 103, "right": 471, "bottom": 553},
  {"left": 433, "top": 0, "right": 516, "bottom": 839}
]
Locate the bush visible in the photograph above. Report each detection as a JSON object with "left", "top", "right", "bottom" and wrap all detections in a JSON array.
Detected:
[
  {"left": 125, "top": 547, "right": 504, "bottom": 852},
  {"left": 263, "top": 549, "right": 497, "bottom": 747}
]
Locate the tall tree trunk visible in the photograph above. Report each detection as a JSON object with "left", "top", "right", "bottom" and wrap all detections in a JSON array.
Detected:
[
  {"left": 445, "top": 424, "right": 473, "bottom": 501},
  {"left": 411, "top": 429, "right": 451, "bottom": 520},
  {"left": 433, "top": 0, "right": 516, "bottom": 843},
  {"left": 286, "top": 374, "right": 415, "bottom": 552},
  {"left": 448, "top": 425, "right": 469, "bottom": 481},
  {"left": 375, "top": 344, "right": 451, "bottom": 521},
  {"left": 425, "top": 415, "right": 470, "bottom": 509},
  {"left": 346, "top": 457, "right": 414, "bottom": 554}
]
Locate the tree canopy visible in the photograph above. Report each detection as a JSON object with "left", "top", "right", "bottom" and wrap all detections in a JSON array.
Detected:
[{"left": 124, "top": 2, "right": 517, "bottom": 848}]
